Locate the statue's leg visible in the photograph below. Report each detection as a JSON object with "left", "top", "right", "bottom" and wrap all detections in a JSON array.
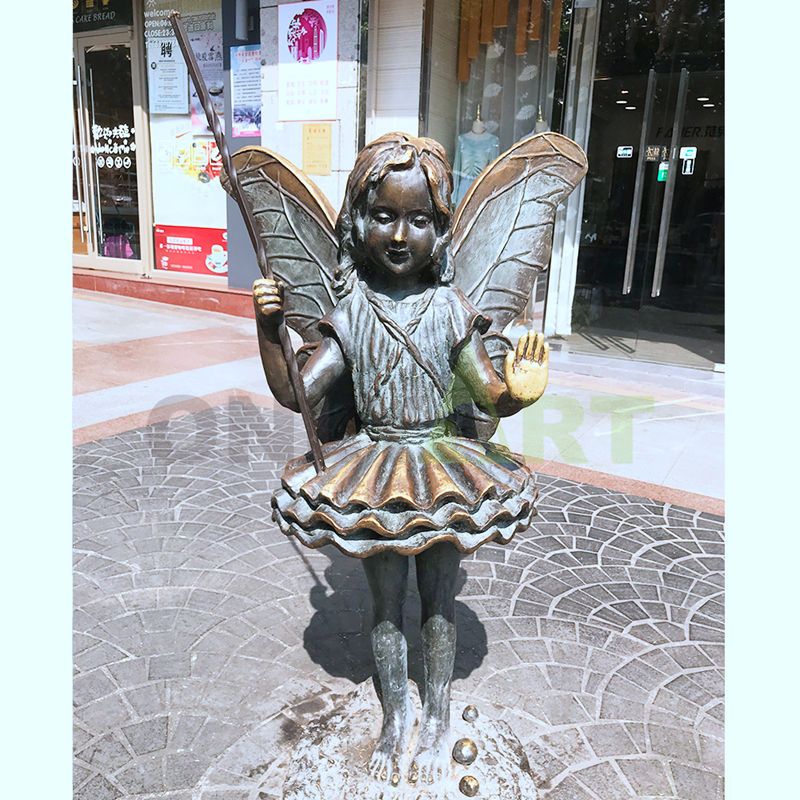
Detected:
[
  {"left": 409, "top": 541, "right": 461, "bottom": 784},
  {"left": 362, "top": 549, "right": 414, "bottom": 784}
]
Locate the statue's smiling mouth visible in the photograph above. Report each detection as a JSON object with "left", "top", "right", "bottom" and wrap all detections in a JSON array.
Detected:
[{"left": 386, "top": 248, "right": 410, "bottom": 264}]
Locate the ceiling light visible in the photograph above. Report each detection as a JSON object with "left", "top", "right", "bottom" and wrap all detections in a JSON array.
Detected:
[
  {"left": 616, "top": 100, "right": 627, "bottom": 104},
  {"left": 697, "top": 96, "right": 710, "bottom": 101},
  {"left": 702, "top": 103, "right": 715, "bottom": 107},
  {"left": 625, "top": 106, "right": 636, "bottom": 110},
  {"left": 620, "top": 90, "right": 629, "bottom": 94}
]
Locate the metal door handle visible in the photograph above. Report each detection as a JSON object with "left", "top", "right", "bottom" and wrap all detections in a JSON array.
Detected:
[
  {"left": 622, "top": 69, "right": 657, "bottom": 294},
  {"left": 651, "top": 67, "right": 689, "bottom": 298}
]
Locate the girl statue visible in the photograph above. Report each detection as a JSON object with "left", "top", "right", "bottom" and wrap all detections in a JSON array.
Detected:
[{"left": 224, "top": 131, "right": 586, "bottom": 789}]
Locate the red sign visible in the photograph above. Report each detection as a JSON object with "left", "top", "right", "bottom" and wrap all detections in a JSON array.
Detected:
[{"left": 154, "top": 225, "right": 228, "bottom": 275}]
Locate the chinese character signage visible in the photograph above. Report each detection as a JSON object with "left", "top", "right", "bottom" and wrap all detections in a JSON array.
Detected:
[
  {"left": 278, "top": 1, "right": 338, "bottom": 122},
  {"left": 147, "top": 37, "right": 190, "bottom": 115},
  {"left": 91, "top": 122, "right": 136, "bottom": 174},
  {"left": 231, "top": 45, "right": 262, "bottom": 138}
]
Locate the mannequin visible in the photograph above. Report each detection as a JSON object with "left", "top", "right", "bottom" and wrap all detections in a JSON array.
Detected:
[{"left": 452, "top": 106, "right": 500, "bottom": 206}]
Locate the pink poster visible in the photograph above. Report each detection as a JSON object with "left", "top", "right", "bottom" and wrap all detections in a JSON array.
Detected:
[{"left": 278, "top": 1, "right": 338, "bottom": 121}]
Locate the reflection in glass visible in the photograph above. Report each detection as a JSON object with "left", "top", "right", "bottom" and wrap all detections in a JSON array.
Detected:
[{"left": 571, "top": 0, "right": 724, "bottom": 367}]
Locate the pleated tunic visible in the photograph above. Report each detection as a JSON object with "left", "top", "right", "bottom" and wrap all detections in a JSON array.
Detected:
[{"left": 271, "top": 280, "right": 538, "bottom": 557}]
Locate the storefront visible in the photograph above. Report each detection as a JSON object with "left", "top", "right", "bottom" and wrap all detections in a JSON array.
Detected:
[
  {"left": 73, "top": 0, "right": 724, "bottom": 368},
  {"left": 420, "top": 0, "right": 725, "bottom": 369},
  {"left": 72, "top": 0, "right": 260, "bottom": 285}
]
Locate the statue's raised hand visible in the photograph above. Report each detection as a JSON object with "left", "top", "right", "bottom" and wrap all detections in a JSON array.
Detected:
[
  {"left": 253, "top": 278, "right": 284, "bottom": 326},
  {"left": 504, "top": 331, "right": 549, "bottom": 404}
]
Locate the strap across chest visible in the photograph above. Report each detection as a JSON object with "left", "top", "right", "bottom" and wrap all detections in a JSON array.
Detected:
[{"left": 361, "top": 287, "right": 448, "bottom": 399}]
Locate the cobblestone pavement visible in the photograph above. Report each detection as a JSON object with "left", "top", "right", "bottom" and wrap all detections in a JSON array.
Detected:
[{"left": 74, "top": 401, "right": 724, "bottom": 800}]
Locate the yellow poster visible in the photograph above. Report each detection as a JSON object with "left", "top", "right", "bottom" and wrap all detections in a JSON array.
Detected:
[{"left": 302, "top": 124, "right": 332, "bottom": 176}]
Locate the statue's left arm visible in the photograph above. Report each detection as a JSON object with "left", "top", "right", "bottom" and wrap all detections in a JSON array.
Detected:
[{"left": 454, "top": 330, "right": 549, "bottom": 418}]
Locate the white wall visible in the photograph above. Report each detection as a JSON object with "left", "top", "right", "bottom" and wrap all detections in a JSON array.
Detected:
[
  {"left": 260, "top": 0, "right": 364, "bottom": 212},
  {"left": 425, "top": 0, "right": 459, "bottom": 161},
  {"left": 365, "top": 0, "right": 424, "bottom": 142}
]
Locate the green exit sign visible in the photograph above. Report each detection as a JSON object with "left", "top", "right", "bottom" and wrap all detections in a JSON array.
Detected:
[{"left": 657, "top": 161, "right": 669, "bottom": 182}]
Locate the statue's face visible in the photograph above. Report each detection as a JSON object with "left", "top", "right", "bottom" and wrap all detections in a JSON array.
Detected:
[{"left": 364, "top": 164, "right": 437, "bottom": 281}]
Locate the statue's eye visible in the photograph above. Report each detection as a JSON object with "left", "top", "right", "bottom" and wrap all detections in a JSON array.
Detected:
[
  {"left": 372, "top": 210, "right": 393, "bottom": 224},
  {"left": 411, "top": 214, "right": 431, "bottom": 228}
]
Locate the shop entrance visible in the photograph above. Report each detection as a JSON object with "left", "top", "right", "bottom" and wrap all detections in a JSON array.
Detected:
[
  {"left": 567, "top": 0, "right": 724, "bottom": 369},
  {"left": 73, "top": 28, "right": 151, "bottom": 274}
]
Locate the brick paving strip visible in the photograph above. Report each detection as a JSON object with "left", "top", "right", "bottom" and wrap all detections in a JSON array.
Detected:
[{"left": 74, "top": 403, "right": 723, "bottom": 800}]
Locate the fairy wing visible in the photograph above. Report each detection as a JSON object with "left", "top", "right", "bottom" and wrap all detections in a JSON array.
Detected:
[
  {"left": 222, "top": 146, "right": 355, "bottom": 441},
  {"left": 450, "top": 132, "right": 588, "bottom": 330},
  {"left": 221, "top": 145, "right": 339, "bottom": 343},
  {"left": 449, "top": 132, "right": 587, "bottom": 439}
]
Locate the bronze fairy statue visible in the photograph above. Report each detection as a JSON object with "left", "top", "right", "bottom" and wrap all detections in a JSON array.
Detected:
[{"left": 222, "top": 132, "right": 587, "bottom": 788}]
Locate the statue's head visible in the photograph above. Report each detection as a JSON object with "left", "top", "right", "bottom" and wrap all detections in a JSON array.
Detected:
[{"left": 335, "top": 133, "right": 454, "bottom": 292}]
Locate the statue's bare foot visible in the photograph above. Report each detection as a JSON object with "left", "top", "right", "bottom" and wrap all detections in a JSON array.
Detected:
[
  {"left": 368, "top": 697, "right": 415, "bottom": 785},
  {"left": 409, "top": 716, "right": 449, "bottom": 785}
]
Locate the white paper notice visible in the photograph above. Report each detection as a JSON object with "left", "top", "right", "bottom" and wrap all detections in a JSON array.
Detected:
[
  {"left": 278, "top": 1, "right": 338, "bottom": 122},
  {"left": 147, "top": 38, "right": 189, "bottom": 115}
]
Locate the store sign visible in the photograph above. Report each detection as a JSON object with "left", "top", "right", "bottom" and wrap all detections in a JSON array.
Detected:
[
  {"left": 154, "top": 225, "right": 228, "bottom": 275},
  {"left": 680, "top": 145, "right": 698, "bottom": 160},
  {"left": 73, "top": 0, "right": 133, "bottom": 32},
  {"left": 682, "top": 159, "right": 695, "bottom": 176},
  {"left": 645, "top": 145, "right": 668, "bottom": 162},
  {"left": 657, "top": 161, "right": 669, "bottom": 182},
  {"left": 232, "top": 45, "right": 262, "bottom": 138},
  {"left": 616, "top": 145, "right": 634, "bottom": 159},
  {"left": 278, "top": 0, "right": 338, "bottom": 121}
]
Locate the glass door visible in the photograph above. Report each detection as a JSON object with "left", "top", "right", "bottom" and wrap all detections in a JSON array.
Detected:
[
  {"left": 568, "top": 0, "right": 724, "bottom": 369},
  {"left": 73, "top": 30, "right": 149, "bottom": 274}
]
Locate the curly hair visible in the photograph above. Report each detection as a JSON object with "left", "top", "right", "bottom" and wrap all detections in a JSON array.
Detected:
[{"left": 334, "top": 133, "right": 454, "bottom": 296}]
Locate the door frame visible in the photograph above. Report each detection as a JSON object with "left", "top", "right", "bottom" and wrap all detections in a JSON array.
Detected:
[
  {"left": 545, "top": 0, "right": 602, "bottom": 338},
  {"left": 72, "top": 8, "right": 154, "bottom": 276}
]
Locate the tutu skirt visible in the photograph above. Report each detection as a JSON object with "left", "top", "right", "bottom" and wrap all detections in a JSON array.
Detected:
[{"left": 272, "top": 425, "right": 538, "bottom": 558}]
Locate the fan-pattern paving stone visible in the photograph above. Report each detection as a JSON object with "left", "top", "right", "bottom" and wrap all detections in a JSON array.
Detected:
[{"left": 74, "top": 401, "right": 724, "bottom": 799}]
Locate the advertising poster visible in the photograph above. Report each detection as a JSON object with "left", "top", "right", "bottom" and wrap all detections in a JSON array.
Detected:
[
  {"left": 278, "top": 1, "right": 338, "bottom": 121},
  {"left": 154, "top": 225, "right": 228, "bottom": 275},
  {"left": 144, "top": 0, "right": 227, "bottom": 274},
  {"left": 187, "top": 27, "right": 224, "bottom": 133},
  {"left": 147, "top": 38, "right": 189, "bottom": 114},
  {"left": 231, "top": 45, "right": 262, "bottom": 137}
]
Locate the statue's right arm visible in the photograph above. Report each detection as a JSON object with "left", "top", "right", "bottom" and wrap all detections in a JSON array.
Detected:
[{"left": 253, "top": 279, "right": 347, "bottom": 413}]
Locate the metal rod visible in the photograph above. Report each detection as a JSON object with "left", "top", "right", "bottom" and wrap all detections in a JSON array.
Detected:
[
  {"left": 169, "top": 11, "right": 326, "bottom": 473},
  {"left": 622, "top": 68, "right": 656, "bottom": 295},
  {"left": 651, "top": 67, "right": 689, "bottom": 299}
]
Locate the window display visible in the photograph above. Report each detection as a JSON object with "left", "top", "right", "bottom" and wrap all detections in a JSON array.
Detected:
[{"left": 426, "top": 0, "right": 567, "bottom": 168}]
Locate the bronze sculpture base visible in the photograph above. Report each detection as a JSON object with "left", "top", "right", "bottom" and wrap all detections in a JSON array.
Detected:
[{"left": 282, "top": 680, "right": 538, "bottom": 800}]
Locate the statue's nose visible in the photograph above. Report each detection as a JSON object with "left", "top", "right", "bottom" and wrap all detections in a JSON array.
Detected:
[{"left": 392, "top": 220, "right": 408, "bottom": 243}]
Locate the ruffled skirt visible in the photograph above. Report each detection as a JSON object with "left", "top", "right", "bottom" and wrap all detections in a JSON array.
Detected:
[{"left": 272, "top": 427, "right": 537, "bottom": 558}]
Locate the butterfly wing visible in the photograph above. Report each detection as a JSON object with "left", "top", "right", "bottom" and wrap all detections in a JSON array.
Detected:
[
  {"left": 450, "top": 131, "right": 588, "bottom": 330},
  {"left": 222, "top": 146, "right": 339, "bottom": 343},
  {"left": 449, "top": 132, "right": 587, "bottom": 439},
  {"left": 222, "top": 147, "right": 356, "bottom": 441}
]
